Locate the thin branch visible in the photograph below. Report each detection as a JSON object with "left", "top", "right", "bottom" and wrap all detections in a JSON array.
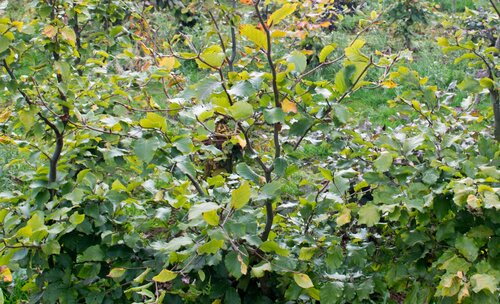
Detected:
[
  {"left": 489, "top": 0, "right": 500, "bottom": 18},
  {"left": 254, "top": 0, "right": 281, "bottom": 161}
]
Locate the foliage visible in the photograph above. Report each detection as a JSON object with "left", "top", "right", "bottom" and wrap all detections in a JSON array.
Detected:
[
  {"left": 437, "top": 1, "right": 500, "bottom": 140},
  {"left": 385, "top": 0, "right": 433, "bottom": 49},
  {"left": 0, "top": 0, "right": 499, "bottom": 303}
]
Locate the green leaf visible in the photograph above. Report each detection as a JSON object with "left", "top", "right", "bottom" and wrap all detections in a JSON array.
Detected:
[
  {"left": 236, "top": 163, "right": 261, "bottom": 184},
  {"left": 287, "top": 51, "right": 307, "bottom": 73},
  {"left": 240, "top": 24, "right": 267, "bottom": 50},
  {"left": 268, "top": 3, "right": 297, "bottom": 26},
  {"left": 320, "top": 282, "right": 343, "bottom": 304},
  {"left": 188, "top": 202, "right": 220, "bottom": 220},
  {"left": 225, "top": 288, "right": 241, "bottom": 304},
  {"left": 251, "top": 262, "right": 271, "bottom": 278},
  {"left": 133, "top": 138, "right": 160, "bottom": 163},
  {"left": 77, "top": 245, "right": 104, "bottom": 262},
  {"left": 373, "top": 152, "right": 393, "bottom": 172},
  {"left": 471, "top": 274, "right": 497, "bottom": 294},
  {"left": 358, "top": 204, "right": 380, "bottom": 227},
  {"left": 457, "top": 77, "right": 482, "bottom": 93},
  {"left": 197, "top": 239, "right": 224, "bottom": 255},
  {"left": 319, "top": 44, "right": 337, "bottom": 63},
  {"left": 41, "top": 240, "right": 61, "bottom": 255},
  {"left": 289, "top": 118, "right": 314, "bottom": 137},
  {"left": 455, "top": 236, "right": 479, "bottom": 262},
  {"left": 263, "top": 107, "right": 286, "bottom": 124},
  {"left": 260, "top": 240, "right": 289, "bottom": 256},
  {"left": 0, "top": 35, "right": 10, "bottom": 53},
  {"left": 274, "top": 157, "right": 287, "bottom": 177},
  {"left": 231, "top": 182, "right": 251, "bottom": 210},
  {"left": 224, "top": 251, "right": 247, "bottom": 279},
  {"left": 293, "top": 273, "right": 314, "bottom": 289},
  {"left": 260, "top": 181, "right": 282, "bottom": 199},
  {"left": 152, "top": 269, "right": 177, "bottom": 283},
  {"left": 229, "top": 101, "right": 254, "bottom": 120}
]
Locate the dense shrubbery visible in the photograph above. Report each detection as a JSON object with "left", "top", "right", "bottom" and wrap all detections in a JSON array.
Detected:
[{"left": 0, "top": 0, "right": 498, "bottom": 303}]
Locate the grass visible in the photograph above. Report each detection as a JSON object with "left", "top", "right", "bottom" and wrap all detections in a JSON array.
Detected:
[{"left": 0, "top": 145, "right": 19, "bottom": 191}]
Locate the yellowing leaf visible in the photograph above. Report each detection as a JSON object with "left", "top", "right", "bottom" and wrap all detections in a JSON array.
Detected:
[
  {"left": 345, "top": 39, "right": 368, "bottom": 63},
  {"left": 43, "top": 25, "right": 57, "bottom": 38},
  {"left": 198, "top": 45, "right": 225, "bottom": 69},
  {"left": 336, "top": 207, "right": 351, "bottom": 226},
  {"left": 0, "top": 108, "right": 11, "bottom": 122},
  {"left": 139, "top": 112, "right": 167, "bottom": 132},
  {"left": 293, "top": 273, "right": 314, "bottom": 289},
  {"left": 108, "top": 268, "right": 126, "bottom": 278},
  {"left": 319, "top": 44, "right": 337, "bottom": 63},
  {"left": 267, "top": 4, "right": 298, "bottom": 27},
  {"left": 231, "top": 181, "right": 251, "bottom": 210},
  {"left": 61, "top": 26, "right": 76, "bottom": 46},
  {"left": 240, "top": 24, "right": 267, "bottom": 50},
  {"left": 299, "top": 247, "right": 316, "bottom": 261},
  {"left": 370, "top": 11, "right": 378, "bottom": 20},
  {"left": 202, "top": 209, "right": 219, "bottom": 226},
  {"left": 112, "top": 179, "right": 127, "bottom": 192},
  {"left": 152, "top": 269, "right": 177, "bottom": 283},
  {"left": 282, "top": 99, "right": 297, "bottom": 113},
  {"left": 197, "top": 239, "right": 224, "bottom": 254}
]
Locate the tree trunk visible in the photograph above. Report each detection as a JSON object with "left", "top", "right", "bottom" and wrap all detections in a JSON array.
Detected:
[{"left": 491, "top": 87, "right": 500, "bottom": 141}]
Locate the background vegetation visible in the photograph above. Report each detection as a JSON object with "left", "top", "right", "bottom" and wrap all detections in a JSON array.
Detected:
[{"left": 0, "top": 0, "right": 499, "bottom": 303}]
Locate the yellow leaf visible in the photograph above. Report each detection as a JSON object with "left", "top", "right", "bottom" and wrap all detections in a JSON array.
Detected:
[
  {"left": 411, "top": 100, "right": 422, "bottom": 111},
  {"left": 202, "top": 209, "right": 219, "bottom": 226},
  {"left": 381, "top": 80, "right": 397, "bottom": 88},
  {"left": 0, "top": 108, "right": 11, "bottom": 122},
  {"left": 240, "top": 24, "right": 267, "bottom": 50},
  {"left": 267, "top": 4, "right": 298, "bottom": 27},
  {"left": 158, "top": 56, "right": 178, "bottom": 71},
  {"left": 152, "top": 269, "right": 177, "bottom": 283},
  {"left": 236, "top": 134, "right": 247, "bottom": 149},
  {"left": 293, "top": 273, "right": 314, "bottom": 289},
  {"left": 237, "top": 254, "right": 248, "bottom": 275},
  {"left": 282, "top": 99, "right": 297, "bottom": 113},
  {"left": 11, "top": 21, "right": 23, "bottom": 31},
  {"left": 0, "top": 265, "right": 12, "bottom": 282},
  {"left": 370, "top": 11, "right": 378, "bottom": 20}
]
